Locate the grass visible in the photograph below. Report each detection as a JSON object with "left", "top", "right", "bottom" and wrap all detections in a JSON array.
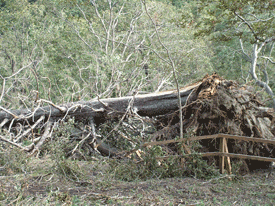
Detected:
[{"left": 0, "top": 152, "right": 275, "bottom": 205}]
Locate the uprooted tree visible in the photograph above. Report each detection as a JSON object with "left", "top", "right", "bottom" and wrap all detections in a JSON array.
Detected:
[{"left": 0, "top": 73, "right": 275, "bottom": 171}]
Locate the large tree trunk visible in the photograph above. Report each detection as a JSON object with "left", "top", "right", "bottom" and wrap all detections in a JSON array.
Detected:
[{"left": 0, "top": 82, "right": 201, "bottom": 126}]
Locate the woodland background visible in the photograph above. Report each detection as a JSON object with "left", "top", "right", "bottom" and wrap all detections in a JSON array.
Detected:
[{"left": 1, "top": 0, "right": 274, "bottom": 109}]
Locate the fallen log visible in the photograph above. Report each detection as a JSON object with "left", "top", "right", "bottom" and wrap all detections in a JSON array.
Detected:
[{"left": 0, "top": 81, "right": 201, "bottom": 126}]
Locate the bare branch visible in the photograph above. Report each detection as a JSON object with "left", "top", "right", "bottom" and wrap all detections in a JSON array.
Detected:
[
  {"left": 234, "top": 11, "right": 262, "bottom": 41},
  {"left": 0, "top": 134, "right": 32, "bottom": 151},
  {"left": 246, "top": 13, "right": 274, "bottom": 22},
  {"left": 6, "top": 61, "right": 33, "bottom": 79},
  {"left": 239, "top": 39, "right": 251, "bottom": 62},
  {"left": 14, "top": 115, "right": 45, "bottom": 143},
  {"left": 29, "top": 121, "right": 53, "bottom": 156},
  {"left": 260, "top": 56, "right": 275, "bottom": 64},
  {"left": 142, "top": 0, "right": 185, "bottom": 143},
  {"left": 37, "top": 99, "right": 67, "bottom": 113},
  {"left": 0, "top": 77, "right": 6, "bottom": 103},
  {"left": 0, "top": 106, "right": 18, "bottom": 119}
]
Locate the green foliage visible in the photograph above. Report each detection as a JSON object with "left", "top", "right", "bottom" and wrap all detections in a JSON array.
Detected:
[
  {"left": 0, "top": 0, "right": 5, "bottom": 8},
  {"left": 31, "top": 118, "right": 85, "bottom": 180},
  {"left": 210, "top": 41, "right": 247, "bottom": 80},
  {"left": 110, "top": 145, "right": 219, "bottom": 181},
  {"left": 179, "top": 0, "right": 275, "bottom": 43},
  {"left": 0, "top": 0, "right": 216, "bottom": 110},
  {"left": 176, "top": 0, "right": 275, "bottom": 95},
  {"left": 0, "top": 147, "right": 29, "bottom": 175},
  {"left": 156, "top": 0, "right": 185, "bottom": 8},
  {"left": 183, "top": 153, "right": 220, "bottom": 179},
  {"left": 170, "top": 0, "right": 185, "bottom": 8}
]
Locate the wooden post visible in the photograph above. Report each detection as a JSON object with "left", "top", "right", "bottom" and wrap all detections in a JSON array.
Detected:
[
  {"left": 219, "top": 137, "right": 225, "bottom": 174},
  {"left": 224, "top": 139, "right": 232, "bottom": 174}
]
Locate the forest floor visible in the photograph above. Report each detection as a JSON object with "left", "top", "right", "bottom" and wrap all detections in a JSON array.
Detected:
[{"left": 1, "top": 155, "right": 275, "bottom": 206}]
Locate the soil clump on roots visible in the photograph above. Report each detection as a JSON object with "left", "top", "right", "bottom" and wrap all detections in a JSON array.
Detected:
[{"left": 156, "top": 73, "right": 275, "bottom": 171}]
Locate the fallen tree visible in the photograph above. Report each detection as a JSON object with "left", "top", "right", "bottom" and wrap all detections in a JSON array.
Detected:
[
  {"left": 1, "top": 73, "right": 275, "bottom": 172},
  {"left": 0, "top": 81, "right": 200, "bottom": 125},
  {"left": 0, "top": 76, "right": 200, "bottom": 155}
]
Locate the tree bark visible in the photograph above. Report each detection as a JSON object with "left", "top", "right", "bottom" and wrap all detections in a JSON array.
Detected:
[{"left": 0, "top": 82, "right": 201, "bottom": 126}]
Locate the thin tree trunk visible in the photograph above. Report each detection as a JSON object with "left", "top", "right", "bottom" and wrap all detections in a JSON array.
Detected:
[{"left": 250, "top": 43, "right": 275, "bottom": 107}]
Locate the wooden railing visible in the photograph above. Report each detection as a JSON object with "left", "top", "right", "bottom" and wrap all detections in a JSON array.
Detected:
[{"left": 143, "top": 134, "right": 275, "bottom": 174}]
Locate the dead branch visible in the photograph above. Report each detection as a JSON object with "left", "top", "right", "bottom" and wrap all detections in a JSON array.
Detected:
[
  {"left": 0, "top": 135, "right": 33, "bottom": 151},
  {"left": 29, "top": 121, "right": 53, "bottom": 156},
  {"left": 14, "top": 115, "right": 45, "bottom": 143}
]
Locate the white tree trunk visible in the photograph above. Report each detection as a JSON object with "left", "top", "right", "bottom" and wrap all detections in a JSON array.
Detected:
[{"left": 241, "top": 40, "right": 275, "bottom": 107}]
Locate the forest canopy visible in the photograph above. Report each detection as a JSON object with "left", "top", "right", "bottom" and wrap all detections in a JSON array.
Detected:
[{"left": 0, "top": 0, "right": 274, "bottom": 110}]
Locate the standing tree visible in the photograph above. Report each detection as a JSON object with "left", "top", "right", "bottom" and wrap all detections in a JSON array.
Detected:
[{"left": 179, "top": 0, "right": 275, "bottom": 106}]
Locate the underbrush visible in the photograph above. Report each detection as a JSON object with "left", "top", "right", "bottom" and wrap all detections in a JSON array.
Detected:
[
  {"left": 0, "top": 121, "right": 221, "bottom": 183},
  {"left": 108, "top": 146, "right": 220, "bottom": 181},
  {"left": 0, "top": 147, "right": 29, "bottom": 176},
  {"left": 2, "top": 136, "right": 274, "bottom": 205},
  {"left": 0, "top": 121, "right": 235, "bottom": 205}
]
